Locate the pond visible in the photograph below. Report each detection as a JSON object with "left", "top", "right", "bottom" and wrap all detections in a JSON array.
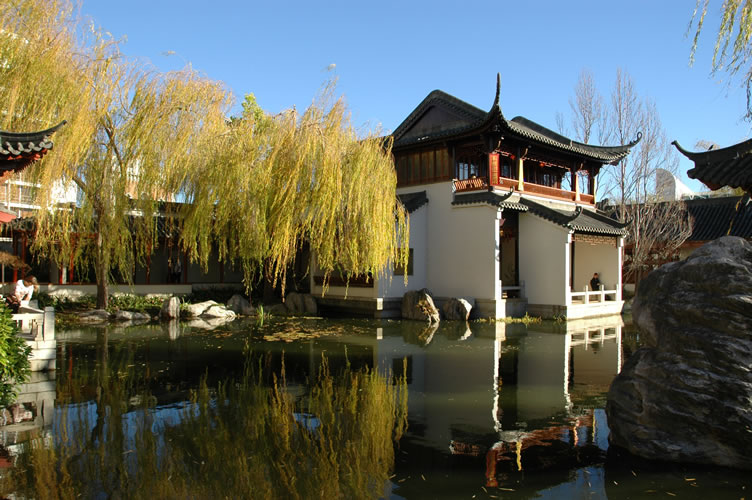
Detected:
[{"left": 1, "top": 315, "right": 749, "bottom": 498}]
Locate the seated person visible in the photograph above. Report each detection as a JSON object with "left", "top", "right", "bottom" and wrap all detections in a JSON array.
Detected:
[
  {"left": 5, "top": 275, "right": 38, "bottom": 312},
  {"left": 589, "top": 272, "right": 601, "bottom": 291}
]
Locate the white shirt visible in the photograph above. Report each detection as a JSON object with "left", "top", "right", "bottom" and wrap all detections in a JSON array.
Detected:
[{"left": 13, "top": 280, "right": 34, "bottom": 301}]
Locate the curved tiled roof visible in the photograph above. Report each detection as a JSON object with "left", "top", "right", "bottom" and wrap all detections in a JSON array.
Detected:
[
  {"left": 521, "top": 198, "right": 629, "bottom": 236},
  {"left": 685, "top": 195, "right": 752, "bottom": 241},
  {"left": 0, "top": 121, "right": 66, "bottom": 173},
  {"left": 397, "top": 191, "right": 429, "bottom": 213},
  {"left": 504, "top": 117, "right": 640, "bottom": 164},
  {"left": 392, "top": 75, "right": 640, "bottom": 165},
  {"left": 451, "top": 191, "right": 528, "bottom": 211},
  {"left": 673, "top": 139, "right": 752, "bottom": 194}
]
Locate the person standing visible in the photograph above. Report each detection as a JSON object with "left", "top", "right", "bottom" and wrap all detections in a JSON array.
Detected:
[{"left": 590, "top": 272, "right": 601, "bottom": 291}]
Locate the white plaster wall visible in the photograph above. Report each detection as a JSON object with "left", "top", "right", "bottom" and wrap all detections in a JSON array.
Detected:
[
  {"left": 378, "top": 201, "right": 427, "bottom": 298},
  {"left": 573, "top": 240, "right": 620, "bottom": 291},
  {"left": 420, "top": 183, "right": 499, "bottom": 301},
  {"left": 518, "top": 214, "right": 569, "bottom": 306}
]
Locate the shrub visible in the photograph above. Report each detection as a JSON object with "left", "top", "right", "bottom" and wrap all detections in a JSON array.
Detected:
[{"left": 0, "top": 303, "right": 32, "bottom": 406}]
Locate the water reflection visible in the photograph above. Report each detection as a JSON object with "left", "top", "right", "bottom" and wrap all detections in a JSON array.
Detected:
[{"left": 0, "top": 315, "right": 748, "bottom": 499}]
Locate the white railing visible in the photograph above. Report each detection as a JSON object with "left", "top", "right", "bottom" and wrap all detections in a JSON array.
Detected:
[
  {"left": 12, "top": 306, "right": 55, "bottom": 341},
  {"left": 501, "top": 280, "right": 525, "bottom": 299},
  {"left": 568, "top": 284, "right": 618, "bottom": 305}
]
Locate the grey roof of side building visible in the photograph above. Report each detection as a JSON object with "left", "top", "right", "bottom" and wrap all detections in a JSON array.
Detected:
[
  {"left": 520, "top": 198, "right": 629, "bottom": 236},
  {"left": 451, "top": 191, "right": 529, "bottom": 211},
  {"left": 672, "top": 139, "right": 752, "bottom": 193},
  {"left": 397, "top": 191, "right": 429, "bottom": 213},
  {"left": 684, "top": 195, "right": 752, "bottom": 241},
  {"left": 392, "top": 75, "right": 640, "bottom": 165}
]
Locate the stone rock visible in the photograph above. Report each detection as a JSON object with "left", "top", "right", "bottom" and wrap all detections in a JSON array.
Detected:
[
  {"left": 202, "top": 305, "right": 236, "bottom": 319},
  {"left": 160, "top": 297, "right": 180, "bottom": 319},
  {"left": 267, "top": 303, "right": 289, "bottom": 316},
  {"left": 400, "top": 320, "right": 438, "bottom": 347},
  {"left": 401, "top": 288, "right": 440, "bottom": 324},
  {"left": 227, "top": 294, "right": 255, "bottom": 315},
  {"left": 285, "top": 292, "right": 305, "bottom": 315},
  {"left": 182, "top": 300, "right": 217, "bottom": 318},
  {"left": 607, "top": 236, "right": 752, "bottom": 470},
  {"left": 113, "top": 310, "right": 151, "bottom": 322},
  {"left": 441, "top": 297, "right": 473, "bottom": 321},
  {"left": 303, "top": 294, "right": 318, "bottom": 315},
  {"left": 79, "top": 309, "right": 111, "bottom": 322}
]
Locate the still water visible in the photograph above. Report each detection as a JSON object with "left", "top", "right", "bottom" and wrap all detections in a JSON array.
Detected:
[{"left": 2, "top": 316, "right": 750, "bottom": 498}]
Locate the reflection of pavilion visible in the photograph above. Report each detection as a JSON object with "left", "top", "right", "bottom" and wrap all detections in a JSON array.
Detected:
[{"left": 368, "top": 316, "right": 624, "bottom": 479}]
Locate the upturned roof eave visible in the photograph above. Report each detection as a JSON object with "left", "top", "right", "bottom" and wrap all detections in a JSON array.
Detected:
[{"left": 392, "top": 75, "right": 640, "bottom": 164}]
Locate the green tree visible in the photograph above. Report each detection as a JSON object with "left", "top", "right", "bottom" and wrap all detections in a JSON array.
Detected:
[
  {"left": 0, "top": 304, "right": 31, "bottom": 406},
  {"left": 1, "top": 0, "right": 408, "bottom": 308}
]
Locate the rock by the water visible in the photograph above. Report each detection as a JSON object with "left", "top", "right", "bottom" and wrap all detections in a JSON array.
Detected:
[
  {"left": 202, "top": 305, "right": 236, "bottom": 319},
  {"left": 227, "top": 294, "right": 255, "bottom": 315},
  {"left": 401, "top": 288, "right": 440, "bottom": 324},
  {"left": 182, "top": 300, "right": 217, "bottom": 318},
  {"left": 267, "top": 303, "right": 289, "bottom": 316},
  {"left": 285, "top": 292, "right": 305, "bottom": 315},
  {"left": 303, "top": 294, "right": 318, "bottom": 315},
  {"left": 607, "top": 236, "right": 752, "bottom": 470},
  {"left": 441, "top": 297, "right": 472, "bottom": 321},
  {"left": 113, "top": 310, "right": 151, "bottom": 322},
  {"left": 160, "top": 297, "right": 180, "bottom": 319},
  {"left": 79, "top": 309, "right": 111, "bottom": 322}
]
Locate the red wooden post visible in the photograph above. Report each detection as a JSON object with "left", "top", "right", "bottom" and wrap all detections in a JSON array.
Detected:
[
  {"left": 488, "top": 153, "right": 499, "bottom": 188},
  {"left": 12, "top": 233, "right": 17, "bottom": 282},
  {"left": 21, "top": 232, "right": 27, "bottom": 279}
]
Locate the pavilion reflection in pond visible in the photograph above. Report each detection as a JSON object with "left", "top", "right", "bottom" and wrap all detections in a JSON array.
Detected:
[{"left": 367, "top": 315, "right": 624, "bottom": 481}]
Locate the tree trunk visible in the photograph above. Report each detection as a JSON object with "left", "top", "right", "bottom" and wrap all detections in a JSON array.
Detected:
[{"left": 95, "top": 228, "right": 109, "bottom": 309}]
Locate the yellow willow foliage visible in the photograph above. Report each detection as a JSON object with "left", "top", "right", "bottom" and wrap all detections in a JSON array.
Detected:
[
  {"left": 0, "top": 0, "right": 95, "bottom": 174},
  {"left": 180, "top": 85, "right": 409, "bottom": 294},
  {"left": 3, "top": 0, "right": 406, "bottom": 300},
  {"left": 2, "top": 0, "right": 232, "bottom": 302}
]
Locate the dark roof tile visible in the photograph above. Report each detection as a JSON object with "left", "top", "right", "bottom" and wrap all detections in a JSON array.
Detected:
[
  {"left": 521, "top": 198, "right": 628, "bottom": 236},
  {"left": 673, "top": 139, "right": 752, "bottom": 193},
  {"left": 397, "top": 191, "right": 428, "bottom": 213}
]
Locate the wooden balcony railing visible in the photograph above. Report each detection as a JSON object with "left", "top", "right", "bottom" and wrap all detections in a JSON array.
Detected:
[{"left": 453, "top": 175, "right": 595, "bottom": 205}]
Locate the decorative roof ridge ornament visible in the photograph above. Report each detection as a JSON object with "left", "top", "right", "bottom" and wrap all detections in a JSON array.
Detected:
[{"left": 564, "top": 205, "right": 584, "bottom": 224}]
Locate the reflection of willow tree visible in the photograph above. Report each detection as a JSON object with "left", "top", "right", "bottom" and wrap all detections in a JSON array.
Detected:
[{"left": 2, "top": 356, "right": 408, "bottom": 499}]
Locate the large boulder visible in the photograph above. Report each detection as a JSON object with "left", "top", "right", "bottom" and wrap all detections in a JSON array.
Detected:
[
  {"left": 606, "top": 236, "right": 752, "bottom": 470},
  {"left": 182, "top": 300, "right": 217, "bottom": 318},
  {"left": 303, "top": 294, "right": 318, "bottom": 315},
  {"left": 441, "top": 297, "right": 473, "bottom": 321},
  {"left": 160, "top": 297, "right": 180, "bottom": 319},
  {"left": 401, "top": 289, "right": 440, "bottom": 324},
  {"left": 285, "top": 292, "right": 305, "bottom": 315},
  {"left": 227, "top": 294, "right": 255, "bottom": 316}
]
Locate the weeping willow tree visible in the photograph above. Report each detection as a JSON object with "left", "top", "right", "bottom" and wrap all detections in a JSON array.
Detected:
[
  {"left": 179, "top": 90, "right": 409, "bottom": 297},
  {"left": 690, "top": 0, "right": 752, "bottom": 119},
  {"left": 3, "top": 0, "right": 407, "bottom": 308},
  {"left": 1, "top": 0, "right": 232, "bottom": 308}
]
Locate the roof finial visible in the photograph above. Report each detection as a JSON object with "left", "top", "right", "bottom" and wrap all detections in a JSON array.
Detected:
[{"left": 494, "top": 73, "right": 501, "bottom": 108}]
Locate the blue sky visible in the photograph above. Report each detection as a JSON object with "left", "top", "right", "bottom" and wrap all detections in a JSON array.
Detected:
[{"left": 81, "top": 1, "right": 750, "bottom": 192}]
